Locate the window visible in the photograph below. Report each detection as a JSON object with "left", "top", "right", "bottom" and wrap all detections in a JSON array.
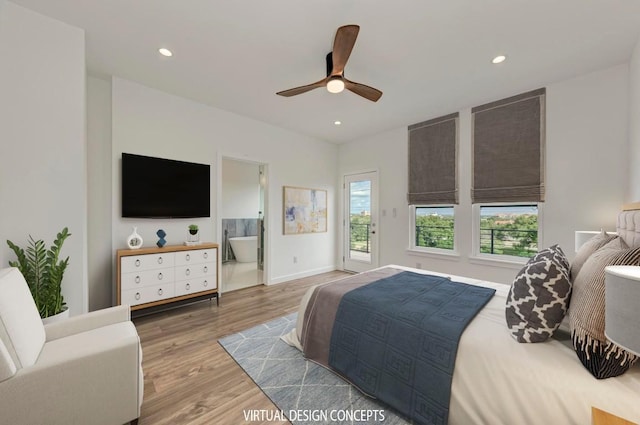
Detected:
[
  {"left": 476, "top": 204, "right": 539, "bottom": 260},
  {"left": 407, "top": 113, "right": 458, "bottom": 255},
  {"left": 411, "top": 206, "right": 455, "bottom": 252},
  {"left": 471, "top": 88, "right": 544, "bottom": 262},
  {"left": 349, "top": 180, "right": 372, "bottom": 256}
]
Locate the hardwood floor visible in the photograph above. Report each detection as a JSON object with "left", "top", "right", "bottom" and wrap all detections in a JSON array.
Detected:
[{"left": 133, "top": 270, "right": 350, "bottom": 425}]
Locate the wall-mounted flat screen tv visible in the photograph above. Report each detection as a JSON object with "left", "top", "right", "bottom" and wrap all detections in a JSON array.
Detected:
[{"left": 122, "top": 153, "right": 210, "bottom": 218}]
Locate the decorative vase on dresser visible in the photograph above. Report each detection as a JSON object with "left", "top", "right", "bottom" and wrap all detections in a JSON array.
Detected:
[
  {"left": 126, "top": 226, "right": 143, "bottom": 249},
  {"left": 116, "top": 243, "right": 219, "bottom": 314}
]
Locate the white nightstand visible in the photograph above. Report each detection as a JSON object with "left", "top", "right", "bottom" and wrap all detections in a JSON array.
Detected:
[{"left": 604, "top": 265, "right": 640, "bottom": 356}]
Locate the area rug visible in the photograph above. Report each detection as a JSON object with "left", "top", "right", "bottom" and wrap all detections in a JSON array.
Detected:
[{"left": 218, "top": 313, "right": 411, "bottom": 425}]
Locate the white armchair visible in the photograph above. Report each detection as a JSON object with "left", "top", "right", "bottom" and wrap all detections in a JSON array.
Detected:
[{"left": 0, "top": 267, "right": 143, "bottom": 425}]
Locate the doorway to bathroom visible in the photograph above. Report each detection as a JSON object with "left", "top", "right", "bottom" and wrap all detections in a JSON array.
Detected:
[{"left": 220, "top": 157, "right": 267, "bottom": 292}]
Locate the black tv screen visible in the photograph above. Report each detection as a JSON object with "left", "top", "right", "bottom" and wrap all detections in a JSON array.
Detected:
[{"left": 122, "top": 153, "right": 210, "bottom": 218}]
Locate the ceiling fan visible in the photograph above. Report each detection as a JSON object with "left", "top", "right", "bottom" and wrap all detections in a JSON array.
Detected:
[{"left": 276, "top": 25, "right": 383, "bottom": 102}]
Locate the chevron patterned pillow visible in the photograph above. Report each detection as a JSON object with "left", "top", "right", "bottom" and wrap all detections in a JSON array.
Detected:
[
  {"left": 531, "top": 244, "right": 570, "bottom": 271},
  {"left": 506, "top": 246, "right": 572, "bottom": 343}
]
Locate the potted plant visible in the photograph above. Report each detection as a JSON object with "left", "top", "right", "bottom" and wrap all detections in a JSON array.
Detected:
[
  {"left": 6, "top": 227, "right": 71, "bottom": 321},
  {"left": 187, "top": 224, "right": 200, "bottom": 244}
]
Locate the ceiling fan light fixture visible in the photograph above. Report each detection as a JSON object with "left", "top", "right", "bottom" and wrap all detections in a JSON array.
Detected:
[
  {"left": 276, "top": 25, "right": 382, "bottom": 102},
  {"left": 159, "top": 48, "right": 173, "bottom": 57},
  {"left": 326, "top": 77, "right": 345, "bottom": 94}
]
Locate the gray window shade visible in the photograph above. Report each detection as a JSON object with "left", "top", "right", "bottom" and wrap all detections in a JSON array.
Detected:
[
  {"left": 407, "top": 112, "right": 459, "bottom": 205},
  {"left": 471, "top": 88, "right": 545, "bottom": 204}
]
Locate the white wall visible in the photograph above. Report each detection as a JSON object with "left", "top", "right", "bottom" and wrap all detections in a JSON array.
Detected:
[
  {"left": 110, "top": 78, "right": 338, "bottom": 284},
  {"left": 339, "top": 64, "right": 630, "bottom": 284},
  {"left": 87, "top": 76, "right": 113, "bottom": 310},
  {"left": 628, "top": 37, "right": 640, "bottom": 201},
  {"left": 222, "top": 158, "right": 260, "bottom": 219},
  {"left": 0, "top": 1, "right": 87, "bottom": 314},
  {"left": 544, "top": 64, "right": 629, "bottom": 248}
]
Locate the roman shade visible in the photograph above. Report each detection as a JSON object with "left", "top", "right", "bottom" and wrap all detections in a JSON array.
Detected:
[
  {"left": 407, "top": 112, "right": 459, "bottom": 204},
  {"left": 471, "top": 88, "right": 545, "bottom": 204}
]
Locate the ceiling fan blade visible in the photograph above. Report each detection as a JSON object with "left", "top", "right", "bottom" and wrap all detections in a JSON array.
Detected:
[
  {"left": 276, "top": 78, "right": 328, "bottom": 97},
  {"left": 344, "top": 78, "right": 383, "bottom": 102},
  {"left": 331, "top": 25, "right": 360, "bottom": 75}
]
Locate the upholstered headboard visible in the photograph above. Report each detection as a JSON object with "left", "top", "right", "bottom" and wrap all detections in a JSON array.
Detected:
[{"left": 616, "top": 203, "right": 640, "bottom": 248}]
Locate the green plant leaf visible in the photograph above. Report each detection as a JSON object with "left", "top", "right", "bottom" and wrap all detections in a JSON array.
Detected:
[{"left": 5, "top": 228, "right": 71, "bottom": 318}]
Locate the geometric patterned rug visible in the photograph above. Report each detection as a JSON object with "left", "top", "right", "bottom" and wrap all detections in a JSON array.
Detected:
[{"left": 218, "top": 313, "right": 411, "bottom": 425}]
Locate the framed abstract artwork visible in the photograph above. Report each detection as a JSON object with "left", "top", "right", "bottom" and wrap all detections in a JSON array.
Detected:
[{"left": 283, "top": 186, "right": 327, "bottom": 235}]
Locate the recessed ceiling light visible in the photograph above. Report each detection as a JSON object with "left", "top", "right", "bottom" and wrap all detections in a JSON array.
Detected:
[
  {"left": 492, "top": 55, "right": 506, "bottom": 64},
  {"left": 334, "top": 120, "right": 342, "bottom": 126},
  {"left": 159, "top": 48, "right": 173, "bottom": 57}
]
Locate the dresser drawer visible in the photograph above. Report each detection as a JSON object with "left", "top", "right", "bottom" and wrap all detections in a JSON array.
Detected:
[
  {"left": 121, "top": 252, "right": 175, "bottom": 273},
  {"left": 121, "top": 268, "right": 175, "bottom": 290},
  {"left": 174, "top": 277, "right": 216, "bottom": 297},
  {"left": 175, "top": 262, "right": 215, "bottom": 281},
  {"left": 174, "top": 248, "right": 216, "bottom": 266},
  {"left": 122, "top": 283, "right": 176, "bottom": 307},
  {"left": 197, "top": 276, "right": 216, "bottom": 291}
]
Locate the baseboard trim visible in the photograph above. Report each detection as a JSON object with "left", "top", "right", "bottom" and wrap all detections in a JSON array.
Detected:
[{"left": 268, "top": 265, "right": 338, "bottom": 285}]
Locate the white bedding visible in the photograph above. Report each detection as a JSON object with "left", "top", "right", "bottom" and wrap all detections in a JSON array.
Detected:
[{"left": 283, "top": 265, "right": 640, "bottom": 425}]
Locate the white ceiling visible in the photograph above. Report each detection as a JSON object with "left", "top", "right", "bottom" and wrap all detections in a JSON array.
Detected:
[{"left": 11, "top": 0, "right": 640, "bottom": 144}]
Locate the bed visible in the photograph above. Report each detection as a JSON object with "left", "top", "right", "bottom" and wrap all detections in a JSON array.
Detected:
[{"left": 282, "top": 210, "right": 640, "bottom": 425}]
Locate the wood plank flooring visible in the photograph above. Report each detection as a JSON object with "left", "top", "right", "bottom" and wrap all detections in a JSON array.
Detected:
[{"left": 133, "top": 270, "right": 350, "bottom": 425}]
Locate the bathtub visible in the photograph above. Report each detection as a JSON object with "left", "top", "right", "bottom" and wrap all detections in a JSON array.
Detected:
[{"left": 229, "top": 236, "right": 257, "bottom": 263}]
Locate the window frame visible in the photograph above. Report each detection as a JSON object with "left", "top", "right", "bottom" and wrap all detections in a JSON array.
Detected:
[
  {"left": 471, "top": 202, "right": 543, "bottom": 264},
  {"left": 409, "top": 204, "right": 458, "bottom": 256}
]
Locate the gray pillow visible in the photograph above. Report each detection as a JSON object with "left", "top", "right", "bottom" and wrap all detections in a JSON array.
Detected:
[
  {"left": 506, "top": 255, "right": 571, "bottom": 343},
  {"left": 570, "top": 230, "right": 617, "bottom": 281}
]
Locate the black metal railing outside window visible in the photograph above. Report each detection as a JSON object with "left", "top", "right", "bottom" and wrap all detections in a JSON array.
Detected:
[
  {"left": 415, "top": 225, "right": 454, "bottom": 250},
  {"left": 478, "top": 228, "right": 537, "bottom": 257},
  {"left": 414, "top": 226, "right": 537, "bottom": 257}
]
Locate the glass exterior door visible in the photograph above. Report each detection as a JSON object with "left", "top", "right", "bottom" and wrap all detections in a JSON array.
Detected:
[{"left": 344, "top": 171, "right": 378, "bottom": 272}]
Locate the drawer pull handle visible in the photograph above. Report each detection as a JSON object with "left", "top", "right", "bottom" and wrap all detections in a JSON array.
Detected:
[
  {"left": 203, "top": 280, "right": 208, "bottom": 287},
  {"left": 135, "top": 276, "right": 141, "bottom": 284},
  {"left": 186, "top": 254, "right": 191, "bottom": 261},
  {"left": 186, "top": 283, "right": 191, "bottom": 290},
  {"left": 158, "top": 288, "right": 163, "bottom": 296},
  {"left": 158, "top": 257, "right": 163, "bottom": 264},
  {"left": 135, "top": 259, "right": 141, "bottom": 267},
  {"left": 203, "top": 252, "right": 208, "bottom": 259},
  {"left": 203, "top": 266, "right": 208, "bottom": 273},
  {"left": 135, "top": 292, "right": 141, "bottom": 300},
  {"left": 158, "top": 272, "right": 163, "bottom": 280},
  {"left": 185, "top": 268, "right": 191, "bottom": 276}
]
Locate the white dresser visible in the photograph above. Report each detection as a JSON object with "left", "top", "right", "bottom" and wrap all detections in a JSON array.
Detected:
[{"left": 116, "top": 243, "right": 219, "bottom": 312}]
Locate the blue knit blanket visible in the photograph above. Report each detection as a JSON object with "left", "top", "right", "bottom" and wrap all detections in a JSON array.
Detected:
[{"left": 328, "top": 272, "right": 495, "bottom": 425}]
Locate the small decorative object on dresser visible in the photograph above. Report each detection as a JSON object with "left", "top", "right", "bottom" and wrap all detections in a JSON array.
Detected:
[
  {"left": 187, "top": 224, "right": 200, "bottom": 245},
  {"left": 156, "top": 229, "right": 167, "bottom": 248},
  {"left": 126, "top": 226, "right": 143, "bottom": 249},
  {"left": 116, "top": 243, "right": 219, "bottom": 315}
]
